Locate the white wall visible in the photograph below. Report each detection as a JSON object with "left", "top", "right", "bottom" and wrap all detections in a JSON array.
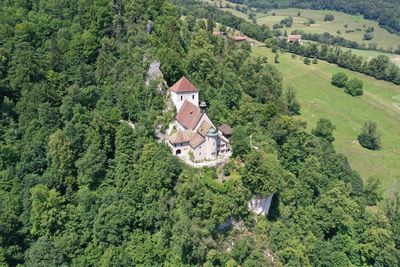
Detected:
[
  {"left": 169, "top": 142, "right": 191, "bottom": 158},
  {"left": 171, "top": 91, "right": 199, "bottom": 111}
]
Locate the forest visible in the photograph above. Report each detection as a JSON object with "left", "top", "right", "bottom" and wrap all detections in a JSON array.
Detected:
[
  {"left": 0, "top": 0, "right": 400, "bottom": 266},
  {"left": 229, "top": 0, "right": 400, "bottom": 34}
]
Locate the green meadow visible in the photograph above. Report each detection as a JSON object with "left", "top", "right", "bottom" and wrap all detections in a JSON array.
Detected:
[
  {"left": 252, "top": 45, "right": 400, "bottom": 197},
  {"left": 256, "top": 8, "right": 400, "bottom": 52}
]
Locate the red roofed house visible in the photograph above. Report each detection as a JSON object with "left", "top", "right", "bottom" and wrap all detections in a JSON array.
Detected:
[
  {"left": 167, "top": 77, "right": 231, "bottom": 163},
  {"left": 287, "top": 35, "right": 302, "bottom": 43},
  {"left": 231, "top": 35, "right": 247, "bottom": 42}
]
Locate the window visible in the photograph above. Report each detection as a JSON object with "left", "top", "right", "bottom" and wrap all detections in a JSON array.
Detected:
[
  {"left": 192, "top": 95, "right": 195, "bottom": 99},
  {"left": 180, "top": 96, "right": 183, "bottom": 101}
]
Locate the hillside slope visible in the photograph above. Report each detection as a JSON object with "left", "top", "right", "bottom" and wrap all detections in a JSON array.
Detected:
[{"left": 253, "top": 45, "right": 400, "bottom": 196}]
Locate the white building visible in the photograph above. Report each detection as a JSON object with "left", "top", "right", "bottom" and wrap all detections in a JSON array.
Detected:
[
  {"left": 170, "top": 76, "right": 199, "bottom": 111},
  {"left": 167, "top": 77, "right": 231, "bottom": 163}
]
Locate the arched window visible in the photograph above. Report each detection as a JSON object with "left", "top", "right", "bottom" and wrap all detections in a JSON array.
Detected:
[{"left": 176, "top": 149, "right": 182, "bottom": 155}]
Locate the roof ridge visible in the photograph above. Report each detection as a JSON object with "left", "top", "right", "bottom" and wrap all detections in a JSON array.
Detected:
[{"left": 170, "top": 76, "right": 198, "bottom": 93}]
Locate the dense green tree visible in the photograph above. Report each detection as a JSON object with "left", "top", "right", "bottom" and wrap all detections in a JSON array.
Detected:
[
  {"left": 242, "top": 149, "right": 284, "bottom": 196},
  {"left": 345, "top": 78, "right": 363, "bottom": 96},
  {"left": 285, "top": 86, "right": 300, "bottom": 115},
  {"left": 358, "top": 120, "right": 382, "bottom": 150},
  {"left": 331, "top": 72, "right": 348, "bottom": 88},
  {"left": 230, "top": 125, "right": 251, "bottom": 158},
  {"left": 312, "top": 118, "right": 335, "bottom": 142},
  {"left": 324, "top": 14, "right": 335, "bottom": 21},
  {"left": 364, "top": 176, "right": 383, "bottom": 205}
]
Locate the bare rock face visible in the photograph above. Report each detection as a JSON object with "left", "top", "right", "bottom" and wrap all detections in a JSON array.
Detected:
[
  {"left": 146, "top": 61, "right": 162, "bottom": 84},
  {"left": 145, "top": 60, "right": 167, "bottom": 93},
  {"left": 248, "top": 194, "right": 274, "bottom": 216}
]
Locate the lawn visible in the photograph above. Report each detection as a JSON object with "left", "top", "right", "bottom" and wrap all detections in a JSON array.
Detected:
[
  {"left": 342, "top": 48, "right": 400, "bottom": 66},
  {"left": 252, "top": 45, "right": 400, "bottom": 198},
  {"left": 256, "top": 8, "right": 400, "bottom": 52}
]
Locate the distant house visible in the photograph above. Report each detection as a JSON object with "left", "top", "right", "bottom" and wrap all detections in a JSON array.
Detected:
[
  {"left": 230, "top": 35, "right": 247, "bottom": 43},
  {"left": 287, "top": 35, "right": 302, "bottom": 43},
  {"left": 212, "top": 31, "right": 226, "bottom": 37},
  {"left": 167, "top": 77, "right": 231, "bottom": 163}
]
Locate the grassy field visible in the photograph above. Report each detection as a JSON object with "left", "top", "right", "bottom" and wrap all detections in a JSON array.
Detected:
[
  {"left": 252, "top": 45, "right": 400, "bottom": 198},
  {"left": 256, "top": 8, "right": 400, "bottom": 52},
  {"left": 343, "top": 48, "right": 400, "bottom": 66},
  {"left": 205, "top": 0, "right": 400, "bottom": 52}
]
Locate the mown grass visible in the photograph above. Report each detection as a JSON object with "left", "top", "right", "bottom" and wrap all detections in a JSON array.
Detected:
[
  {"left": 252, "top": 45, "right": 400, "bottom": 197},
  {"left": 256, "top": 8, "right": 400, "bottom": 52}
]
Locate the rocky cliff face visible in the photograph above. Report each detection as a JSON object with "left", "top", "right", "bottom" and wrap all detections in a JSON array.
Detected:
[{"left": 248, "top": 194, "right": 274, "bottom": 216}]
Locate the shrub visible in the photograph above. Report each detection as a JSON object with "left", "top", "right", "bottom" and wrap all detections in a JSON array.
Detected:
[
  {"left": 358, "top": 121, "right": 381, "bottom": 150},
  {"left": 303, "top": 57, "right": 311, "bottom": 65},
  {"left": 274, "top": 53, "right": 280, "bottom": 63},
  {"left": 331, "top": 72, "right": 348, "bottom": 88},
  {"left": 345, "top": 78, "right": 363, "bottom": 96},
  {"left": 324, "top": 14, "right": 334, "bottom": 21},
  {"left": 312, "top": 57, "right": 318, "bottom": 64},
  {"left": 363, "top": 32, "right": 374, "bottom": 40}
]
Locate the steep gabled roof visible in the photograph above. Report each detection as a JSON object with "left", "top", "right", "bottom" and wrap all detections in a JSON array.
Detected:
[
  {"left": 170, "top": 77, "right": 198, "bottom": 93},
  {"left": 176, "top": 100, "right": 202, "bottom": 130},
  {"left": 189, "top": 133, "right": 206, "bottom": 148},
  {"left": 168, "top": 130, "right": 193, "bottom": 144},
  {"left": 197, "top": 120, "right": 212, "bottom": 137}
]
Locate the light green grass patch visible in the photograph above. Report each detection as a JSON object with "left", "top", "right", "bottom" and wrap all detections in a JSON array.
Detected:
[
  {"left": 253, "top": 45, "right": 400, "bottom": 197},
  {"left": 256, "top": 8, "right": 400, "bottom": 52}
]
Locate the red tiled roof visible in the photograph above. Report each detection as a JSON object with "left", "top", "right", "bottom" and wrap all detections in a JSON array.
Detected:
[
  {"left": 212, "top": 31, "right": 224, "bottom": 36},
  {"left": 176, "top": 100, "right": 202, "bottom": 130},
  {"left": 231, "top": 35, "right": 246, "bottom": 41},
  {"left": 218, "top": 124, "right": 232, "bottom": 136},
  {"left": 189, "top": 133, "right": 206, "bottom": 148},
  {"left": 288, "top": 35, "right": 301, "bottom": 42},
  {"left": 168, "top": 130, "right": 193, "bottom": 144},
  {"left": 170, "top": 77, "right": 198, "bottom": 93}
]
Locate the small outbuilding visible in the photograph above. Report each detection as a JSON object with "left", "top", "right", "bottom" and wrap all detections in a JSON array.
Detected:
[
  {"left": 218, "top": 124, "right": 232, "bottom": 138},
  {"left": 287, "top": 35, "right": 302, "bottom": 43}
]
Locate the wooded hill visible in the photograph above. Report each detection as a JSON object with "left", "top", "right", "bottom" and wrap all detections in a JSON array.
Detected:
[{"left": 0, "top": 0, "right": 399, "bottom": 266}]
